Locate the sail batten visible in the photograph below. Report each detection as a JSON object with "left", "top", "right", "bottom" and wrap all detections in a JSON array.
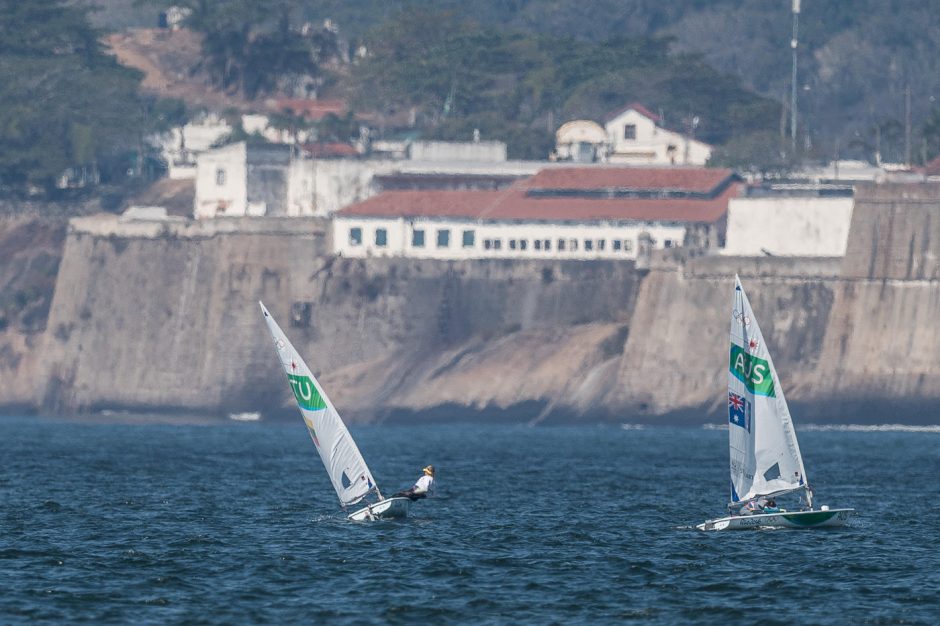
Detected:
[
  {"left": 260, "top": 302, "right": 377, "bottom": 507},
  {"left": 727, "top": 277, "right": 808, "bottom": 504}
]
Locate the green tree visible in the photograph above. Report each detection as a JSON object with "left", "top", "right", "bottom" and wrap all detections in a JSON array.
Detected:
[
  {"left": 0, "top": 0, "right": 147, "bottom": 191},
  {"left": 165, "top": 0, "right": 338, "bottom": 99}
]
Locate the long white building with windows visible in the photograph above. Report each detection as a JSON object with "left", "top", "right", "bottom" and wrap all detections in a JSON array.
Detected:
[{"left": 333, "top": 167, "right": 740, "bottom": 261}]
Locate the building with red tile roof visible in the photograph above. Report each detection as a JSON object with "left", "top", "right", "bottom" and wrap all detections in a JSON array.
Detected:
[{"left": 334, "top": 167, "right": 739, "bottom": 261}]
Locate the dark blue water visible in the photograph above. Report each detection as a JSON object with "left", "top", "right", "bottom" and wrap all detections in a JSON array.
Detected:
[{"left": 1, "top": 416, "right": 938, "bottom": 624}]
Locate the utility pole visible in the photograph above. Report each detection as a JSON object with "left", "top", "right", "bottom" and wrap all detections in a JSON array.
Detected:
[
  {"left": 905, "top": 84, "right": 912, "bottom": 167},
  {"left": 790, "top": 0, "right": 800, "bottom": 157}
]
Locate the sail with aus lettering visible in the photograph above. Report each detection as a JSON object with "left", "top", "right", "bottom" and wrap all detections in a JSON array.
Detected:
[
  {"left": 727, "top": 275, "right": 808, "bottom": 503},
  {"left": 697, "top": 276, "right": 855, "bottom": 530},
  {"left": 259, "top": 302, "right": 409, "bottom": 520}
]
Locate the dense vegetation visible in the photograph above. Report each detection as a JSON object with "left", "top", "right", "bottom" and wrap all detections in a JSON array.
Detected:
[
  {"left": 0, "top": 0, "right": 186, "bottom": 195},
  {"left": 168, "top": 0, "right": 340, "bottom": 99},
  {"left": 8, "top": 0, "right": 940, "bottom": 193},
  {"left": 296, "top": 0, "right": 940, "bottom": 164},
  {"left": 347, "top": 8, "right": 780, "bottom": 161}
]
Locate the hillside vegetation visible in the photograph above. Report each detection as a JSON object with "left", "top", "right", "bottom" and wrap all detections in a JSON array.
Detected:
[{"left": 130, "top": 0, "right": 940, "bottom": 164}]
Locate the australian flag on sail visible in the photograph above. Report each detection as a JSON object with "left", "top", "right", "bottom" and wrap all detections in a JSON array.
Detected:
[{"left": 728, "top": 391, "right": 751, "bottom": 432}]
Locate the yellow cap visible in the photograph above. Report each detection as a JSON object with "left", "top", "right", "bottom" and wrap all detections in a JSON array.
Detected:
[{"left": 423, "top": 465, "right": 435, "bottom": 476}]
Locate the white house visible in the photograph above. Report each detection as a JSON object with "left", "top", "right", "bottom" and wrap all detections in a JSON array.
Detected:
[
  {"left": 334, "top": 167, "right": 740, "bottom": 261},
  {"left": 194, "top": 143, "right": 293, "bottom": 218},
  {"left": 603, "top": 104, "right": 712, "bottom": 166},
  {"left": 722, "top": 190, "right": 855, "bottom": 257}
]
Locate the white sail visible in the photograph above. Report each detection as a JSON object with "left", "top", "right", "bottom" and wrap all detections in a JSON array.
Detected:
[
  {"left": 727, "top": 276, "right": 809, "bottom": 505},
  {"left": 259, "top": 302, "right": 378, "bottom": 507}
]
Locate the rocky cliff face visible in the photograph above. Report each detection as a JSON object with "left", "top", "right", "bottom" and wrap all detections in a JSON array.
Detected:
[{"left": 4, "top": 183, "right": 940, "bottom": 423}]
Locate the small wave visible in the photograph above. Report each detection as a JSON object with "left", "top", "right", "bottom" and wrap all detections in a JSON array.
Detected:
[
  {"left": 801, "top": 424, "right": 940, "bottom": 433},
  {"left": 621, "top": 424, "right": 646, "bottom": 430},
  {"left": 228, "top": 412, "right": 261, "bottom": 422}
]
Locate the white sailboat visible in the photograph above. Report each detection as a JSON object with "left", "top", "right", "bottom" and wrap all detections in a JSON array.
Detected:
[
  {"left": 259, "top": 302, "right": 411, "bottom": 521},
  {"left": 697, "top": 276, "right": 855, "bottom": 531}
]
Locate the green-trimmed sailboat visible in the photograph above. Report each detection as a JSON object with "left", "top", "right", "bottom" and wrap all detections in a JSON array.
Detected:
[
  {"left": 260, "top": 302, "right": 410, "bottom": 521},
  {"left": 697, "top": 277, "right": 855, "bottom": 531}
]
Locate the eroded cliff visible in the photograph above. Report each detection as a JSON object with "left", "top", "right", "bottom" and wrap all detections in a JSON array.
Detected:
[{"left": 3, "top": 183, "right": 940, "bottom": 423}]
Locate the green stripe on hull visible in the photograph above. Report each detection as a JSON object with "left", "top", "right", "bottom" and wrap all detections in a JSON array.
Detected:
[{"left": 782, "top": 511, "right": 838, "bottom": 526}]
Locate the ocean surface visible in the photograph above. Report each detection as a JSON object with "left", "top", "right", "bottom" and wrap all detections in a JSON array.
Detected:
[{"left": 1, "top": 415, "right": 938, "bottom": 625}]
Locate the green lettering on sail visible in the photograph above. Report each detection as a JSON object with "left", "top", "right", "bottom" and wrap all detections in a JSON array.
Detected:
[
  {"left": 729, "top": 344, "right": 776, "bottom": 397},
  {"left": 287, "top": 374, "right": 327, "bottom": 411}
]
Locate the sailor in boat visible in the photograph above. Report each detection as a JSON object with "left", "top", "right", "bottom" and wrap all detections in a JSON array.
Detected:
[
  {"left": 762, "top": 498, "right": 782, "bottom": 513},
  {"left": 394, "top": 465, "right": 435, "bottom": 501}
]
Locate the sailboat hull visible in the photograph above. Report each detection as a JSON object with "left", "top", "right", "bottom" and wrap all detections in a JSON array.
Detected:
[
  {"left": 347, "top": 497, "right": 411, "bottom": 521},
  {"left": 697, "top": 508, "right": 855, "bottom": 531}
]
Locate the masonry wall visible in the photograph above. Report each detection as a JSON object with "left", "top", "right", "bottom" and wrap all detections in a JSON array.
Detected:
[{"left": 5, "top": 183, "right": 940, "bottom": 423}]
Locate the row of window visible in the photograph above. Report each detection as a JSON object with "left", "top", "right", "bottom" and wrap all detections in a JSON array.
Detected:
[
  {"left": 347, "top": 227, "right": 664, "bottom": 253},
  {"left": 491, "top": 238, "right": 637, "bottom": 252}
]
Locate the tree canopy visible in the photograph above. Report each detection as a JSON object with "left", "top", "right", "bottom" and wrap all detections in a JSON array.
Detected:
[
  {"left": 348, "top": 8, "right": 781, "bottom": 159},
  {"left": 0, "top": 0, "right": 150, "bottom": 191},
  {"left": 166, "top": 0, "right": 339, "bottom": 99}
]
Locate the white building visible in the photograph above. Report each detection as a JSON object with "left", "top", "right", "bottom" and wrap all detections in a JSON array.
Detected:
[
  {"left": 194, "top": 139, "right": 548, "bottom": 219},
  {"left": 722, "top": 190, "right": 855, "bottom": 257},
  {"left": 160, "top": 114, "right": 232, "bottom": 180},
  {"left": 195, "top": 143, "right": 291, "bottom": 218},
  {"left": 603, "top": 104, "right": 712, "bottom": 166},
  {"left": 408, "top": 140, "right": 507, "bottom": 162},
  {"left": 554, "top": 120, "right": 607, "bottom": 163},
  {"left": 334, "top": 167, "right": 740, "bottom": 261}
]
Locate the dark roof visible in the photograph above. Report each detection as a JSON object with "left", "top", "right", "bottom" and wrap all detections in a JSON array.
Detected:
[{"left": 301, "top": 142, "right": 359, "bottom": 158}]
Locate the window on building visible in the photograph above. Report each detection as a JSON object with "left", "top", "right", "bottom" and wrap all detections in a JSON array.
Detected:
[
  {"left": 534, "top": 239, "right": 542, "bottom": 251},
  {"left": 216, "top": 168, "right": 226, "bottom": 186},
  {"left": 509, "top": 239, "right": 517, "bottom": 250},
  {"left": 597, "top": 239, "right": 606, "bottom": 251},
  {"left": 462, "top": 230, "right": 475, "bottom": 247},
  {"left": 519, "top": 239, "right": 528, "bottom": 251},
  {"left": 544, "top": 239, "right": 551, "bottom": 251},
  {"left": 437, "top": 229, "right": 450, "bottom": 248},
  {"left": 624, "top": 239, "right": 634, "bottom": 252},
  {"left": 412, "top": 229, "right": 425, "bottom": 247},
  {"left": 558, "top": 238, "right": 566, "bottom": 251},
  {"left": 584, "top": 239, "right": 594, "bottom": 251},
  {"left": 484, "top": 239, "right": 492, "bottom": 250},
  {"left": 349, "top": 227, "right": 362, "bottom": 246},
  {"left": 664, "top": 239, "right": 674, "bottom": 248},
  {"left": 623, "top": 124, "right": 637, "bottom": 140},
  {"left": 613, "top": 240, "right": 622, "bottom": 251},
  {"left": 570, "top": 239, "right": 579, "bottom": 251},
  {"left": 375, "top": 228, "right": 387, "bottom": 247},
  {"left": 493, "top": 239, "right": 502, "bottom": 250}
]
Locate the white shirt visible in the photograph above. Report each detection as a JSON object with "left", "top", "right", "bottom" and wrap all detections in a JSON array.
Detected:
[{"left": 413, "top": 474, "right": 434, "bottom": 495}]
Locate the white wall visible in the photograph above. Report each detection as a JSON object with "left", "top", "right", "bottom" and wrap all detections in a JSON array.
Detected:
[
  {"left": 333, "top": 216, "right": 687, "bottom": 261},
  {"left": 409, "top": 141, "right": 507, "bottom": 162},
  {"left": 722, "top": 196, "right": 854, "bottom": 257},
  {"left": 194, "top": 143, "right": 248, "bottom": 218}
]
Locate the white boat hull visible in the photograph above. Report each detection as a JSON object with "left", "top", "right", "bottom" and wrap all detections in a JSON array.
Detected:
[
  {"left": 347, "top": 497, "right": 411, "bottom": 521},
  {"left": 697, "top": 508, "right": 855, "bottom": 531}
]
